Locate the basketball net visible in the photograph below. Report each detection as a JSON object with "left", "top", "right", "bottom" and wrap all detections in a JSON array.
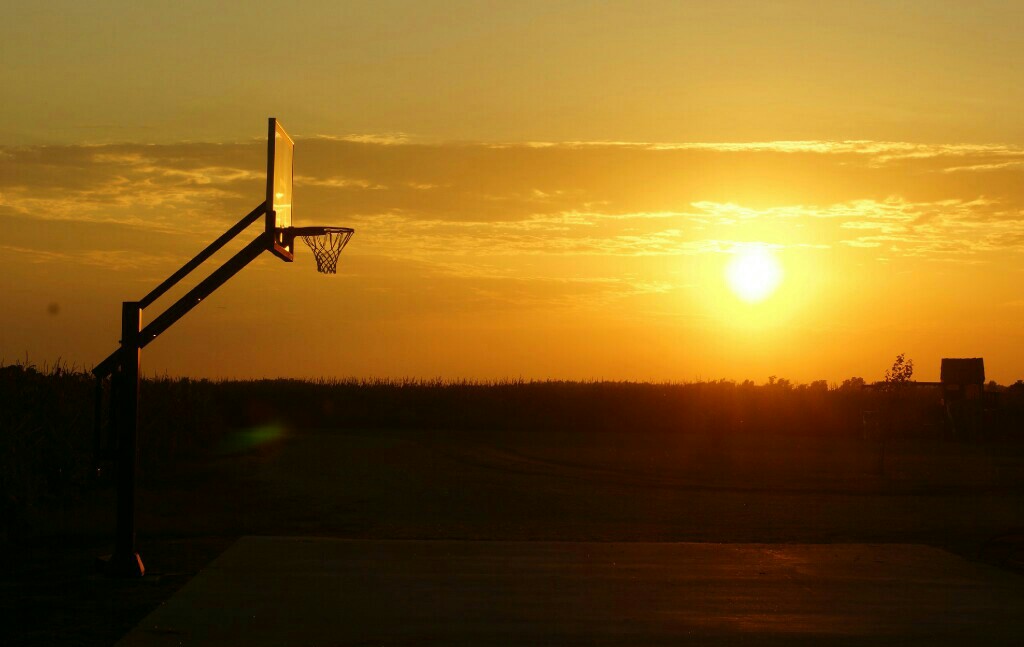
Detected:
[{"left": 300, "top": 228, "right": 354, "bottom": 274}]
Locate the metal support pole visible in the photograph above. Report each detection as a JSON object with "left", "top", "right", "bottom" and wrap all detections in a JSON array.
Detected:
[
  {"left": 108, "top": 302, "right": 145, "bottom": 577},
  {"left": 93, "top": 376, "right": 103, "bottom": 476},
  {"left": 91, "top": 199, "right": 280, "bottom": 577}
]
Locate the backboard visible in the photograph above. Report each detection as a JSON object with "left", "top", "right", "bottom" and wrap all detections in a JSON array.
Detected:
[{"left": 266, "top": 118, "right": 295, "bottom": 260}]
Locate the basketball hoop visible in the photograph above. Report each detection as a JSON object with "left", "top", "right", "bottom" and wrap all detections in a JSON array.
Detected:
[
  {"left": 286, "top": 226, "right": 354, "bottom": 274},
  {"left": 92, "top": 118, "right": 359, "bottom": 577}
]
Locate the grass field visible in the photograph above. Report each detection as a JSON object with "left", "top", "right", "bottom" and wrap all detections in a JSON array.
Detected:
[{"left": 3, "top": 363, "right": 1024, "bottom": 645}]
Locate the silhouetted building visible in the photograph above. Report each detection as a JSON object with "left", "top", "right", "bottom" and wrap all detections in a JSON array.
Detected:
[
  {"left": 941, "top": 357, "right": 988, "bottom": 438},
  {"left": 940, "top": 357, "right": 984, "bottom": 402}
]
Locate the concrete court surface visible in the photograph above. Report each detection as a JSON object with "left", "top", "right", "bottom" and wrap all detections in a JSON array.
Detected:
[{"left": 118, "top": 537, "right": 1024, "bottom": 646}]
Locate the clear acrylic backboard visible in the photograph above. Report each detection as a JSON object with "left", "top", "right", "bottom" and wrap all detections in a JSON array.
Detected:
[{"left": 266, "top": 118, "right": 295, "bottom": 259}]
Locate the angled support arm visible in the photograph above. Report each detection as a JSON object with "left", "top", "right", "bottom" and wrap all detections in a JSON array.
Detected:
[
  {"left": 137, "top": 233, "right": 268, "bottom": 348},
  {"left": 140, "top": 202, "right": 266, "bottom": 309},
  {"left": 93, "top": 209, "right": 270, "bottom": 380}
]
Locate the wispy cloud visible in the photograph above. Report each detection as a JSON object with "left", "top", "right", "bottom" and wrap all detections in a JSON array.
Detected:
[
  {"left": 309, "top": 133, "right": 415, "bottom": 145},
  {"left": 0, "top": 243, "right": 180, "bottom": 271},
  {"left": 295, "top": 175, "right": 386, "bottom": 190},
  {"left": 495, "top": 139, "right": 1024, "bottom": 160},
  {"left": 4, "top": 137, "right": 1024, "bottom": 288}
]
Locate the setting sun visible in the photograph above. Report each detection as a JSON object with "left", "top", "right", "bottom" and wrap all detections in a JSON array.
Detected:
[{"left": 725, "top": 248, "right": 783, "bottom": 304}]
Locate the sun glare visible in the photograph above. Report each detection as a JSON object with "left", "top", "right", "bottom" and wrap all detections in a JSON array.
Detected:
[{"left": 725, "top": 248, "right": 783, "bottom": 303}]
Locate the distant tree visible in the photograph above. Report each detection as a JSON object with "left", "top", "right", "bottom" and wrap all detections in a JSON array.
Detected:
[
  {"left": 883, "top": 354, "right": 914, "bottom": 390},
  {"left": 808, "top": 380, "right": 829, "bottom": 392},
  {"left": 840, "top": 377, "right": 866, "bottom": 391},
  {"left": 875, "top": 354, "right": 913, "bottom": 474}
]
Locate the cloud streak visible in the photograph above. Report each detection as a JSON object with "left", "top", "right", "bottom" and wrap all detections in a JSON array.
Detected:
[{"left": 4, "top": 137, "right": 1024, "bottom": 281}]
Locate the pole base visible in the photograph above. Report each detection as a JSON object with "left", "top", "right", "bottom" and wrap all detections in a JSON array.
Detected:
[{"left": 97, "top": 552, "right": 145, "bottom": 578}]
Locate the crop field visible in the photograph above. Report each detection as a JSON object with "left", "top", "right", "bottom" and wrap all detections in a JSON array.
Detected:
[{"left": 3, "top": 363, "right": 1024, "bottom": 645}]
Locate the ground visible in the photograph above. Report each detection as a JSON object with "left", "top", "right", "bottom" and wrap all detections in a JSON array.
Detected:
[{"left": 5, "top": 427, "right": 1024, "bottom": 645}]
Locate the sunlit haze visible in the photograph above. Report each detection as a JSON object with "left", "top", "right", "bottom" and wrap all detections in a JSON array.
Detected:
[{"left": 3, "top": 1, "right": 1024, "bottom": 383}]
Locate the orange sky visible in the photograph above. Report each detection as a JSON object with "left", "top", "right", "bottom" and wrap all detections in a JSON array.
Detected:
[{"left": 3, "top": 2, "right": 1024, "bottom": 383}]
